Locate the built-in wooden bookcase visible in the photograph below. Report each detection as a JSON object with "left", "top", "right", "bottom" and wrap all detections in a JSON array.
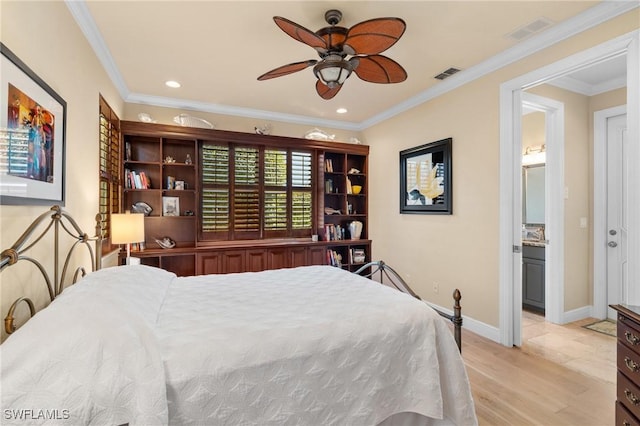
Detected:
[
  {"left": 119, "top": 121, "right": 370, "bottom": 276},
  {"left": 122, "top": 129, "right": 198, "bottom": 276},
  {"left": 321, "top": 150, "right": 370, "bottom": 271}
]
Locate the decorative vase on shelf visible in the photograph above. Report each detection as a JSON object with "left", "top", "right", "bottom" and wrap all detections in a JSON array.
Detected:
[{"left": 348, "top": 221, "right": 363, "bottom": 240}]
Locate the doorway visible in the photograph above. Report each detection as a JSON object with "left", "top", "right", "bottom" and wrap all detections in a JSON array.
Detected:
[
  {"left": 499, "top": 30, "right": 639, "bottom": 347},
  {"left": 520, "top": 92, "right": 565, "bottom": 328}
]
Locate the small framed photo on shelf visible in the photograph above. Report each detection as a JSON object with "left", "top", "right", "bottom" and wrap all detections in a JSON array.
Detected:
[
  {"left": 175, "top": 180, "right": 185, "bottom": 190},
  {"left": 162, "top": 196, "right": 179, "bottom": 216},
  {"left": 166, "top": 176, "right": 175, "bottom": 190}
]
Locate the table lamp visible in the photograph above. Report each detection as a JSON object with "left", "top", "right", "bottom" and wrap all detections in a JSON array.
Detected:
[{"left": 111, "top": 211, "right": 145, "bottom": 265}]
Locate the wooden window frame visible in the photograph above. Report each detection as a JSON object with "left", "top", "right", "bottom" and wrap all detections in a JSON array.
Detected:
[{"left": 98, "top": 95, "right": 121, "bottom": 253}]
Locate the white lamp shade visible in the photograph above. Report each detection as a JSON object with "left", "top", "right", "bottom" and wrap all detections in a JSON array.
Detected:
[{"left": 111, "top": 212, "right": 145, "bottom": 244}]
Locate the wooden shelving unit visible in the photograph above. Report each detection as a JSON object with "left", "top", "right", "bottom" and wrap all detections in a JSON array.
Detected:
[
  {"left": 119, "top": 121, "right": 370, "bottom": 276},
  {"left": 321, "top": 150, "right": 371, "bottom": 271}
]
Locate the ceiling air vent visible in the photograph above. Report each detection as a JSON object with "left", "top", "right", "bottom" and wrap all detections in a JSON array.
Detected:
[
  {"left": 506, "top": 17, "right": 554, "bottom": 41},
  {"left": 434, "top": 67, "right": 461, "bottom": 80}
]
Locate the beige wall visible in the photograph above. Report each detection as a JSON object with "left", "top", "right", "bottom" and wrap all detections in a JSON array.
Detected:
[
  {"left": 522, "top": 112, "right": 545, "bottom": 152},
  {"left": 364, "top": 10, "right": 638, "bottom": 327},
  {"left": 0, "top": 1, "right": 123, "bottom": 341}
]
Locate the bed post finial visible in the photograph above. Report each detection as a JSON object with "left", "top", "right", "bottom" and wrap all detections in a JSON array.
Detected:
[{"left": 452, "top": 289, "right": 462, "bottom": 352}]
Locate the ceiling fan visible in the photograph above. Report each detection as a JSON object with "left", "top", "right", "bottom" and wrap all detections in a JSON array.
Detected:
[{"left": 257, "top": 9, "right": 407, "bottom": 100}]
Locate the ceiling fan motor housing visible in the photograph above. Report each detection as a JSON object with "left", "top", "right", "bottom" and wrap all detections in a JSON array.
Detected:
[{"left": 324, "top": 9, "right": 343, "bottom": 25}]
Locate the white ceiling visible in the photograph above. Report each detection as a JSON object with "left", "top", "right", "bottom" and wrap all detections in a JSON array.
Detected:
[{"left": 67, "top": 1, "right": 634, "bottom": 130}]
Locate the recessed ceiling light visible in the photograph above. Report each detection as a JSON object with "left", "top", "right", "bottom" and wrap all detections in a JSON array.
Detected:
[
  {"left": 165, "top": 80, "right": 181, "bottom": 88},
  {"left": 336, "top": 107, "right": 348, "bottom": 114}
]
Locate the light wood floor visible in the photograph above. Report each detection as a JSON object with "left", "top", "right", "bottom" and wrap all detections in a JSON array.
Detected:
[{"left": 462, "top": 312, "right": 616, "bottom": 425}]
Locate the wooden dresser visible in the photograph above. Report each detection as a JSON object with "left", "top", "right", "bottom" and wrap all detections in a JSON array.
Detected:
[{"left": 612, "top": 304, "right": 640, "bottom": 425}]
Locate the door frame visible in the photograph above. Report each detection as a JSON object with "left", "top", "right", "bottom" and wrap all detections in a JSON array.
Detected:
[
  {"left": 593, "top": 105, "right": 627, "bottom": 319},
  {"left": 499, "top": 30, "right": 640, "bottom": 347}
]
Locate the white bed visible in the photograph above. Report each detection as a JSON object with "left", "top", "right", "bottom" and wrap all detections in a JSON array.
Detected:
[
  {"left": 1, "top": 264, "right": 477, "bottom": 425},
  {"left": 1, "top": 207, "right": 476, "bottom": 425}
]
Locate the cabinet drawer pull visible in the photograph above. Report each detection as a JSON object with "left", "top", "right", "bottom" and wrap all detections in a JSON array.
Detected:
[
  {"left": 625, "top": 331, "right": 640, "bottom": 345},
  {"left": 625, "top": 389, "right": 640, "bottom": 405},
  {"left": 625, "top": 357, "right": 640, "bottom": 372}
]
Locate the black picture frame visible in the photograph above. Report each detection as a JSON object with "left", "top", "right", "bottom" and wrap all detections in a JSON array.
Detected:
[
  {"left": 0, "top": 42, "right": 66, "bottom": 205},
  {"left": 400, "top": 137, "right": 452, "bottom": 214}
]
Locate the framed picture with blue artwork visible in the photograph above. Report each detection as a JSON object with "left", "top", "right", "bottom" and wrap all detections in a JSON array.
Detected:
[
  {"left": 0, "top": 43, "right": 66, "bottom": 205},
  {"left": 399, "top": 137, "right": 452, "bottom": 214}
]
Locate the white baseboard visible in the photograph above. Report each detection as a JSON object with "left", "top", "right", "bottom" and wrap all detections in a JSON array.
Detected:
[
  {"left": 425, "top": 301, "right": 501, "bottom": 344},
  {"left": 562, "top": 305, "right": 593, "bottom": 324}
]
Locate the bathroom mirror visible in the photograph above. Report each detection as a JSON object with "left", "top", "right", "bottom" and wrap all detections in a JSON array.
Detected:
[{"left": 522, "top": 164, "right": 545, "bottom": 224}]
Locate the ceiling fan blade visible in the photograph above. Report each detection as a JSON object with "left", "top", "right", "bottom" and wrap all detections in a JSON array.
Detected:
[
  {"left": 316, "top": 80, "right": 342, "bottom": 100},
  {"left": 343, "top": 18, "right": 406, "bottom": 55},
  {"left": 273, "top": 16, "right": 328, "bottom": 53},
  {"left": 352, "top": 55, "right": 407, "bottom": 83},
  {"left": 257, "top": 60, "right": 317, "bottom": 81}
]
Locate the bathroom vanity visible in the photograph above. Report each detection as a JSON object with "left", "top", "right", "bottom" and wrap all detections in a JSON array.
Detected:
[{"left": 522, "top": 242, "right": 545, "bottom": 313}]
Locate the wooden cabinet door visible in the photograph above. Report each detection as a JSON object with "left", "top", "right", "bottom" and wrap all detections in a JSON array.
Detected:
[
  {"left": 309, "top": 246, "right": 326, "bottom": 265},
  {"left": 222, "top": 250, "right": 246, "bottom": 273},
  {"left": 162, "top": 254, "right": 195, "bottom": 277},
  {"left": 246, "top": 249, "right": 267, "bottom": 272},
  {"left": 197, "top": 252, "right": 222, "bottom": 275},
  {"left": 267, "top": 247, "right": 289, "bottom": 270},
  {"left": 290, "top": 247, "right": 308, "bottom": 268}
]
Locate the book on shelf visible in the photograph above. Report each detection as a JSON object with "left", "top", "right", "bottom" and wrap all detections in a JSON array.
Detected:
[
  {"left": 324, "top": 223, "right": 345, "bottom": 241},
  {"left": 326, "top": 249, "right": 342, "bottom": 267},
  {"left": 325, "top": 158, "right": 333, "bottom": 173},
  {"left": 126, "top": 170, "right": 151, "bottom": 189}
]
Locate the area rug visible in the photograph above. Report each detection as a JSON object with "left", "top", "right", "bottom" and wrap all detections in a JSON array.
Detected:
[{"left": 583, "top": 319, "right": 617, "bottom": 337}]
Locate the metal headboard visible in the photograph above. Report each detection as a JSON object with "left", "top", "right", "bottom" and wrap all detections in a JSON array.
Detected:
[
  {"left": 354, "top": 260, "right": 463, "bottom": 352},
  {"left": 1, "top": 205, "right": 103, "bottom": 334}
]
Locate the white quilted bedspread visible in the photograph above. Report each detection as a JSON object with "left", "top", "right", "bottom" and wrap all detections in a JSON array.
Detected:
[
  {"left": 0, "top": 265, "right": 476, "bottom": 425},
  {"left": 0, "top": 266, "right": 172, "bottom": 425},
  {"left": 159, "top": 265, "right": 476, "bottom": 425}
]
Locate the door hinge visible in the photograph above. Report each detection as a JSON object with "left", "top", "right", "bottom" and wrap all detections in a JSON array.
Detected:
[{"left": 513, "top": 245, "right": 522, "bottom": 253}]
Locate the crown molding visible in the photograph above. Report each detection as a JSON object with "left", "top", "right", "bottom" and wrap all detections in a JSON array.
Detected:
[
  {"left": 67, "top": 0, "right": 638, "bottom": 132},
  {"left": 126, "top": 93, "right": 362, "bottom": 131},
  {"left": 547, "top": 74, "right": 627, "bottom": 96},
  {"left": 65, "top": 0, "right": 130, "bottom": 98}
]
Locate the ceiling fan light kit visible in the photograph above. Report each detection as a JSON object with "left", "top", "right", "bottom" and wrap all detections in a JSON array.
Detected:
[{"left": 258, "top": 9, "right": 407, "bottom": 99}]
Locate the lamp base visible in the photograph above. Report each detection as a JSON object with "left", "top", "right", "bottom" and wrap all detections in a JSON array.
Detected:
[{"left": 125, "top": 256, "right": 141, "bottom": 265}]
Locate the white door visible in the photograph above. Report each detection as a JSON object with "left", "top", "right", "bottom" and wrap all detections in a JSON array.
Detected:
[{"left": 607, "top": 113, "right": 628, "bottom": 319}]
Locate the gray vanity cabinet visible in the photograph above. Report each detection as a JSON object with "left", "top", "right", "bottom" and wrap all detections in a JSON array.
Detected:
[{"left": 522, "top": 245, "right": 545, "bottom": 313}]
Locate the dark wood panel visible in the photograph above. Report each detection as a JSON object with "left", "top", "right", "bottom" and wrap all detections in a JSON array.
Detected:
[
  {"left": 162, "top": 254, "right": 195, "bottom": 277},
  {"left": 246, "top": 249, "right": 268, "bottom": 272},
  {"left": 290, "top": 247, "right": 308, "bottom": 268},
  {"left": 197, "top": 252, "right": 222, "bottom": 275},
  {"left": 222, "top": 250, "right": 245, "bottom": 273}
]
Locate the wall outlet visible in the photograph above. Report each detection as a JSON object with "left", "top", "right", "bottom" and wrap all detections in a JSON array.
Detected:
[{"left": 433, "top": 282, "right": 439, "bottom": 294}]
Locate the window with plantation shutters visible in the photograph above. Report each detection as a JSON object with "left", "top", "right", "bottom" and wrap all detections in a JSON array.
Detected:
[
  {"left": 264, "top": 149, "right": 287, "bottom": 233},
  {"left": 98, "top": 95, "right": 120, "bottom": 253},
  {"left": 234, "top": 147, "right": 260, "bottom": 237},
  {"left": 291, "top": 151, "right": 312, "bottom": 230},
  {"left": 201, "top": 145, "right": 229, "bottom": 235},
  {"left": 200, "top": 143, "right": 314, "bottom": 241}
]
